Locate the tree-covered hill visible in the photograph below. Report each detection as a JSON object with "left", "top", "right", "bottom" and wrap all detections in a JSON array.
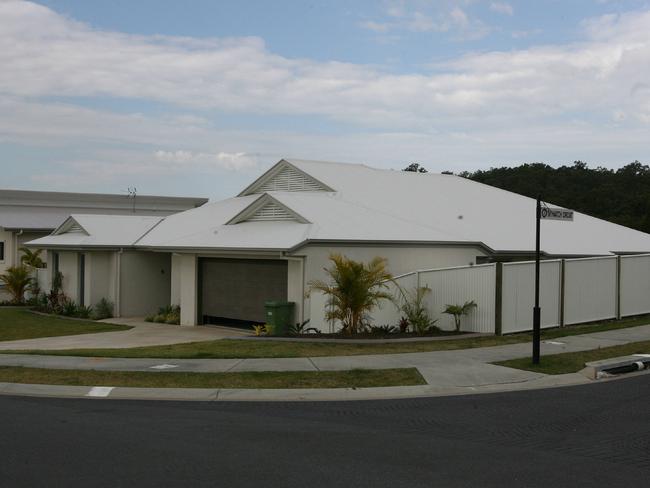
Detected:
[{"left": 458, "top": 161, "right": 650, "bottom": 234}]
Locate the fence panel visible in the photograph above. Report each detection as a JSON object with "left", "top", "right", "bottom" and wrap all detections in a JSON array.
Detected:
[
  {"left": 501, "top": 260, "right": 561, "bottom": 334},
  {"left": 564, "top": 256, "right": 617, "bottom": 325},
  {"left": 620, "top": 254, "right": 650, "bottom": 317},
  {"left": 419, "top": 264, "right": 496, "bottom": 333}
]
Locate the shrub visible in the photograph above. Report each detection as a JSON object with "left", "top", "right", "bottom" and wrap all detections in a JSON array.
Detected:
[
  {"left": 443, "top": 301, "right": 477, "bottom": 332},
  {"left": 288, "top": 320, "right": 319, "bottom": 335},
  {"left": 308, "top": 254, "right": 392, "bottom": 335},
  {"left": 264, "top": 323, "right": 275, "bottom": 336},
  {"left": 0, "top": 265, "right": 33, "bottom": 304},
  {"left": 395, "top": 286, "right": 438, "bottom": 335},
  {"left": 145, "top": 305, "right": 180, "bottom": 325},
  {"left": 369, "top": 324, "right": 397, "bottom": 335},
  {"left": 75, "top": 305, "right": 93, "bottom": 319},
  {"left": 92, "top": 298, "right": 114, "bottom": 320},
  {"left": 252, "top": 324, "right": 266, "bottom": 336},
  {"left": 398, "top": 316, "right": 410, "bottom": 334},
  {"left": 61, "top": 299, "right": 78, "bottom": 317}
]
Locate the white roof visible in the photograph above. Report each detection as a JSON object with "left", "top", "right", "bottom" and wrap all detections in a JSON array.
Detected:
[
  {"left": 0, "top": 188, "right": 208, "bottom": 231},
  {"left": 28, "top": 159, "right": 650, "bottom": 256},
  {"left": 28, "top": 214, "right": 164, "bottom": 247}
]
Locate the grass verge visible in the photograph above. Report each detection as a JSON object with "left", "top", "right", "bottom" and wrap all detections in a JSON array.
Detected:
[
  {"left": 495, "top": 340, "right": 650, "bottom": 375},
  {"left": 0, "top": 366, "right": 425, "bottom": 389},
  {"left": 0, "top": 309, "right": 131, "bottom": 342},
  {"left": 5, "top": 314, "right": 650, "bottom": 359}
]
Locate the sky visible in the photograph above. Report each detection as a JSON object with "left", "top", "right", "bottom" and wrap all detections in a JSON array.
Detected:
[{"left": 1, "top": 0, "right": 650, "bottom": 199}]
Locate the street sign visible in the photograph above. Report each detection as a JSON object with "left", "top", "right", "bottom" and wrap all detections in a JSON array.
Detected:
[
  {"left": 532, "top": 198, "right": 574, "bottom": 365},
  {"left": 540, "top": 207, "right": 573, "bottom": 221}
]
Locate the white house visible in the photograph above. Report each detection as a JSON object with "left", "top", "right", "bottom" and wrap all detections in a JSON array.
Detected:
[
  {"left": 28, "top": 159, "right": 650, "bottom": 328},
  {"left": 1, "top": 188, "right": 207, "bottom": 301}
]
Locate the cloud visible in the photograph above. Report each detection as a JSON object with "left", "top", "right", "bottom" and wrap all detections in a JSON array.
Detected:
[
  {"left": 2, "top": 0, "right": 650, "bottom": 195},
  {"left": 2, "top": 1, "right": 650, "bottom": 129},
  {"left": 153, "top": 150, "right": 257, "bottom": 170},
  {"left": 358, "top": 2, "right": 490, "bottom": 39},
  {"left": 511, "top": 28, "right": 542, "bottom": 39},
  {"left": 489, "top": 2, "right": 514, "bottom": 16},
  {"left": 358, "top": 20, "right": 391, "bottom": 33}
]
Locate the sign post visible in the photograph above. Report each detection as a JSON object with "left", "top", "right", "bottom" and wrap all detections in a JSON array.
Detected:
[{"left": 533, "top": 199, "right": 573, "bottom": 364}]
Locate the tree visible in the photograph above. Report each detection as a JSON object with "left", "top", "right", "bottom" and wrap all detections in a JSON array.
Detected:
[
  {"left": 308, "top": 254, "right": 392, "bottom": 335},
  {"left": 19, "top": 247, "right": 45, "bottom": 268},
  {"left": 0, "top": 265, "right": 34, "bottom": 304},
  {"left": 462, "top": 160, "right": 650, "bottom": 233},
  {"left": 403, "top": 163, "right": 428, "bottom": 173},
  {"left": 443, "top": 300, "right": 477, "bottom": 332}
]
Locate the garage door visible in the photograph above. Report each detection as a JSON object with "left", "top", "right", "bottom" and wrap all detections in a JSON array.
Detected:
[{"left": 199, "top": 258, "right": 288, "bottom": 324}]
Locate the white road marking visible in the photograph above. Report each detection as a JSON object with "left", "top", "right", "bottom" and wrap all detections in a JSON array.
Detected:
[
  {"left": 633, "top": 354, "right": 650, "bottom": 357},
  {"left": 544, "top": 341, "right": 565, "bottom": 345},
  {"left": 149, "top": 364, "right": 179, "bottom": 370},
  {"left": 86, "top": 386, "right": 114, "bottom": 397}
]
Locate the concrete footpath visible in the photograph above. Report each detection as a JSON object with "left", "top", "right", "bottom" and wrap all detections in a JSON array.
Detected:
[{"left": 1, "top": 325, "right": 649, "bottom": 401}]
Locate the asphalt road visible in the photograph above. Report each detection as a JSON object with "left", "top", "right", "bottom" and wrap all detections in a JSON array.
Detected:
[{"left": 1, "top": 374, "right": 649, "bottom": 488}]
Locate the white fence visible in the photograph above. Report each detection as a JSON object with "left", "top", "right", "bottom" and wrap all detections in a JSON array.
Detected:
[
  {"left": 501, "top": 260, "right": 562, "bottom": 334},
  {"left": 309, "top": 253, "right": 650, "bottom": 334},
  {"left": 564, "top": 256, "right": 617, "bottom": 325},
  {"left": 311, "top": 264, "right": 496, "bottom": 333},
  {"left": 620, "top": 254, "right": 650, "bottom": 317}
]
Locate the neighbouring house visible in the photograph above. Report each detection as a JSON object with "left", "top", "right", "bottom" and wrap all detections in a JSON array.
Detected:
[
  {"left": 27, "top": 159, "right": 650, "bottom": 329},
  {"left": 0, "top": 189, "right": 208, "bottom": 301}
]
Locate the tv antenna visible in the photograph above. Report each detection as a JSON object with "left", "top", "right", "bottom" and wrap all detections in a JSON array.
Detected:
[{"left": 127, "top": 187, "right": 137, "bottom": 213}]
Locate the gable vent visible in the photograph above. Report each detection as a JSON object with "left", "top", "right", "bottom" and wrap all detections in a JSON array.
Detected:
[
  {"left": 66, "top": 223, "right": 85, "bottom": 233},
  {"left": 246, "top": 202, "right": 297, "bottom": 222},
  {"left": 254, "top": 165, "right": 326, "bottom": 193}
]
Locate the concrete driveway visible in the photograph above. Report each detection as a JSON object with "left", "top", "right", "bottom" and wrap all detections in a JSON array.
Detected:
[{"left": 0, "top": 317, "right": 251, "bottom": 351}]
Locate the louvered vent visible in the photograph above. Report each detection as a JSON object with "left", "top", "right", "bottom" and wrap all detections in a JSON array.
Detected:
[
  {"left": 66, "top": 223, "right": 85, "bottom": 233},
  {"left": 246, "top": 202, "right": 296, "bottom": 222},
  {"left": 254, "top": 166, "right": 326, "bottom": 193}
]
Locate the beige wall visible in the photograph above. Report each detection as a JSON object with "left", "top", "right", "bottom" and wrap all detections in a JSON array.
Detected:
[
  {"left": 287, "top": 258, "right": 304, "bottom": 324},
  {"left": 57, "top": 251, "right": 80, "bottom": 302},
  {"left": 179, "top": 254, "right": 198, "bottom": 326},
  {"left": 170, "top": 253, "right": 182, "bottom": 306},
  {"left": 119, "top": 251, "right": 171, "bottom": 317},
  {"left": 85, "top": 251, "right": 118, "bottom": 307}
]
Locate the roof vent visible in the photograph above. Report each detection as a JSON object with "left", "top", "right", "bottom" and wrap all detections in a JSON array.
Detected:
[
  {"left": 66, "top": 223, "right": 85, "bottom": 233},
  {"left": 254, "top": 165, "right": 327, "bottom": 193},
  {"left": 246, "top": 202, "right": 297, "bottom": 222}
]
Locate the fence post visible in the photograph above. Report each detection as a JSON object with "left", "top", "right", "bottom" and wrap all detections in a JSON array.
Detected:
[
  {"left": 616, "top": 255, "right": 622, "bottom": 320},
  {"left": 494, "top": 262, "right": 502, "bottom": 335},
  {"left": 560, "top": 259, "right": 566, "bottom": 327},
  {"left": 416, "top": 270, "right": 421, "bottom": 290}
]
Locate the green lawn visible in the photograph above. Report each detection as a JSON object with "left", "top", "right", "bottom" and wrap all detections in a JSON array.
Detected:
[
  {"left": 495, "top": 340, "right": 650, "bottom": 375},
  {"left": 5, "top": 314, "right": 649, "bottom": 359},
  {"left": 0, "top": 366, "right": 425, "bottom": 389},
  {"left": 0, "top": 309, "right": 131, "bottom": 342}
]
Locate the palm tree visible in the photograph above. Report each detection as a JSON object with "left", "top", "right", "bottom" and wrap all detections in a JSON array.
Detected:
[
  {"left": 443, "top": 300, "right": 477, "bottom": 332},
  {"left": 0, "top": 265, "right": 34, "bottom": 304},
  {"left": 308, "top": 254, "right": 392, "bottom": 335},
  {"left": 19, "top": 247, "right": 45, "bottom": 268}
]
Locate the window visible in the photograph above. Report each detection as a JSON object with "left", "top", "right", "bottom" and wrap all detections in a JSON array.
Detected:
[{"left": 0, "top": 241, "right": 4, "bottom": 261}]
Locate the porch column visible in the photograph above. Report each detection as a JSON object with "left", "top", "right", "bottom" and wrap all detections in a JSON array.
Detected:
[{"left": 179, "top": 254, "right": 198, "bottom": 326}]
